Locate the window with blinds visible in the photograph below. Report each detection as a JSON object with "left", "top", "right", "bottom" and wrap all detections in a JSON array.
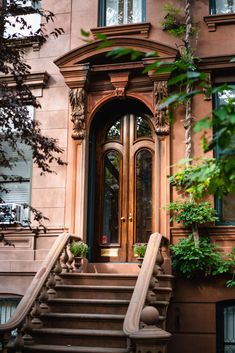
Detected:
[{"left": 0, "top": 106, "right": 33, "bottom": 225}]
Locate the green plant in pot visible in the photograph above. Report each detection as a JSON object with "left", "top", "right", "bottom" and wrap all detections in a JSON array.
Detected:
[
  {"left": 134, "top": 243, "right": 147, "bottom": 267},
  {"left": 70, "top": 240, "right": 88, "bottom": 272}
]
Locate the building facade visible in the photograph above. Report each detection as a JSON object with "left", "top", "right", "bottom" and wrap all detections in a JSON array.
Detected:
[{"left": 0, "top": 1, "right": 235, "bottom": 352}]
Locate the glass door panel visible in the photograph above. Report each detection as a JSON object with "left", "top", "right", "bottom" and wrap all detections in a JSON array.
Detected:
[
  {"left": 102, "top": 151, "right": 121, "bottom": 245},
  {"left": 135, "top": 149, "right": 153, "bottom": 243}
]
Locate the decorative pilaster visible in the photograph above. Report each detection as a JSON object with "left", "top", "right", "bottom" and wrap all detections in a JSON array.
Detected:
[
  {"left": 69, "top": 88, "right": 87, "bottom": 140},
  {"left": 153, "top": 81, "right": 170, "bottom": 136}
]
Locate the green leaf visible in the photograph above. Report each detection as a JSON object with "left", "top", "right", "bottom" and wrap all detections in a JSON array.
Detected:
[
  {"left": 194, "top": 118, "right": 212, "bottom": 133},
  {"left": 80, "top": 28, "right": 90, "bottom": 38}
]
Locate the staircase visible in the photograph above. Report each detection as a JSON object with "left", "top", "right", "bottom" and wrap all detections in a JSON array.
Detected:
[{"left": 21, "top": 268, "right": 173, "bottom": 353}]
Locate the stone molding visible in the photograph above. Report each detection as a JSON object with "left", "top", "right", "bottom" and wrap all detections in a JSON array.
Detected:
[
  {"left": 204, "top": 13, "right": 235, "bottom": 31},
  {"left": 0, "top": 71, "right": 49, "bottom": 88},
  {"left": 91, "top": 22, "right": 151, "bottom": 38},
  {"left": 153, "top": 81, "right": 169, "bottom": 136},
  {"left": 69, "top": 88, "right": 87, "bottom": 140}
]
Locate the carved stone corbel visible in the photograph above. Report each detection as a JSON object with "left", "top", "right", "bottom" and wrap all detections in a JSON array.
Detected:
[
  {"left": 109, "top": 71, "right": 130, "bottom": 98},
  {"left": 153, "top": 81, "right": 170, "bottom": 136},
  {"left": 69, "top": 88, "right": 87, "bottom": 140}
]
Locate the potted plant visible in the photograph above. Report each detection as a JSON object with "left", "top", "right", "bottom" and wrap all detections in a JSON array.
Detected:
[
  {"left": 70, "top": 240, "right": 88, "bottom": 272},
  {"left": 134, "top": 243, "right": 147, "bottom": 267}
]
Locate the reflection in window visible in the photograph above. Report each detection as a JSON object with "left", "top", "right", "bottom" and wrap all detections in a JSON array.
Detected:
[
  {"left": 211, "top": 0, "right": 235, "bottom": 14},
  {"left": 4, "top": 1, "right": 41, "bottom": 38},
  {"left": 105, "top": 0, "right": 144, "bottom": 26},
  {"left": 106, "top": 119, "right": 121, "bottom": 140},
  {"left": 216, "top": 86, "right": 235, "bottom": 224},
  {"left": 102, "top": 151, "right": 120, "bottom": 245},
  {"left": 136, "top": 149, "right": 152, "bottom": 243},
  {"left": 136, "top": 116, "right": 152, "bottom": 138}
]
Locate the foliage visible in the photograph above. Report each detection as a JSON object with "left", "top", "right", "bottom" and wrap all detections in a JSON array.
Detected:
[
  {"left": 161, "top": 3, "right": 186, "bottom": 38},
  {"left": 170, "top": 235, "right": 229, "bottom": 279},
  {"left": 134, "top": 243, "right": 147, "bottom": 258},
  {"left": 168, "top": 158, "right": 235, "bottom": 200},
  {"left": 224, "top": 246, "right": 235, "bottom": 287},
  {"left": 0, "top": 0, "right": 65, "bottom": 226},
  {"left": 166, "top": 200, "right": 218, "bottom": 227},
  {"left": 70, "top": 241, "right": 89, "bottom": 258}
]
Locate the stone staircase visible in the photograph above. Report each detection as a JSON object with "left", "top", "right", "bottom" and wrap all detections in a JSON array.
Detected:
[{"left": 21, "top": 268, "right": 173, "bottom": 353}]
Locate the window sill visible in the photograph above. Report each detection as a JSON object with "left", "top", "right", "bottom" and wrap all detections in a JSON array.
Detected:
[
  {"left": 91, "top": 22, "right": 151, "bottom": 38},
  {"left": 5, "top": 35, "right": 44, "bottom": 51},
  {"left": 204, "top": 13, "right": 235, "bottom": 31}
]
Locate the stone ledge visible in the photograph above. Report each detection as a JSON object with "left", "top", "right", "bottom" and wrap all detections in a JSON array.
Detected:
[
  {"left": 91, "top": 22, "right": 151, "bottom": 38},
  {"left": 204, "top": 13, "right": 235, "bottom": 31}
]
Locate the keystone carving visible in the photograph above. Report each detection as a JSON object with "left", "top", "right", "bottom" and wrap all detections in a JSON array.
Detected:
[
  {"left": 153, "top": 81, "right": 170, "bottom": 136},
  {"left": 69, "top": 88, "right": 86, "bottom": 140}
]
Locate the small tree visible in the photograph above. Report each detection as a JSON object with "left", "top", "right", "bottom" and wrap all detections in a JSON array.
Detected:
[{"left": 0, "top": 0, "right": 65, "bottom": 228}]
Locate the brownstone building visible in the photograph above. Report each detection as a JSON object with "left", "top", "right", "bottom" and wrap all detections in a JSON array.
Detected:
[{"left": 0, "top": 1, "right": 235, "bottom": 353}]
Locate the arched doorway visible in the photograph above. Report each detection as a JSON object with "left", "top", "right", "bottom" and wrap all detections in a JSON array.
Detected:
[{"left": 88, "top": 99, "right": 158, "bottom": 262}]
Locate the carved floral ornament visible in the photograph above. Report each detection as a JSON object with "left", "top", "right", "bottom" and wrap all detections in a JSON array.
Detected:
[
  {"left": 69, "top": 88, "right": 87, "bottom": 140},
  {"left": 153, "top": 81, "right": 170, "bottom": 136}
]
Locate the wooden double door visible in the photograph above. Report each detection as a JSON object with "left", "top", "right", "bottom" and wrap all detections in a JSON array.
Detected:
[{"left": 94, "top": 113, "right": 156, "bottom": 262}]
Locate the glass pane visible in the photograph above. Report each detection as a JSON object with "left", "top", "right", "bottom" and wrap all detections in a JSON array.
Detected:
[
  {"left": 106, "top": 119, "right": 121, "bottom": 140},
  {"left": 136, "top": 116, "right": 152, "bottom": 138},
  {"left": 222, "top": 193, "right": 235, "bottom": 222},
  {"left": 224, "top": 305, "right": 235, "bottom": 352},
  {"left": 215, "top": 0, "right": 235, "bottom": 13},
  {"left": 4, "top": 13, "right": 41, "bottom": 38},
  {"left": 106, "top": 0, "right": 143, "bottom": 25},
  {"left": 136, "top": 149, "right": 152, "bottom": 243},
  {"left": 102, "top": 151, "right": 120, "bottom": 244}
]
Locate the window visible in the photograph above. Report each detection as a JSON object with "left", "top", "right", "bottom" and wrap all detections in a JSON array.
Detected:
[
  {"left": 210, "top": 0, "right": 235, "bottom": 14},
  {"left": 99, "top": 0, "right": 146, "bottom": 26},
  {"left": 0, "top": 106, "right": 33, "bottom": 225},
  {"left": 4, "top": 0, "right": 41, "bottom": 38},
  {"left": 217, "top": 301, "right": 235, "bottom": 353},
  {"left": 0, "top": 297, "right": 21, "bottom": 349},
  {"left": 214, "top": 86, "right": 235, "bottom": 224}
]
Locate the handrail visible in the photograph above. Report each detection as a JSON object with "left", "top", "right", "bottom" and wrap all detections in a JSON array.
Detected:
[
  {"left": 0, "top": 232, "right": 79, "bottom": 333},
  {"left": 123, "top": 232, "right": 162, "bottom": 336}
]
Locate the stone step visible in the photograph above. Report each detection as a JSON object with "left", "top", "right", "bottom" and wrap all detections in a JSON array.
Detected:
[
  {"left": 55, "top": 285, "right": 134, "bottom": 300},
  {"left": 31, "top": 328, "right": 127, "bottom": 348},
  {"left": 48, "top": 298, "right": 130, "bottom": 315},
  {"left": 23, "top": 344, "right": 129, "bottom": 353},
  {"left": 60, "top": 273, "right": 137, "bottom": 286},
  {"left": 153, "top": 286, "right": 173, "bottom": 301},
  {"left": 41, "top": 313, "right": 125, "bottom": 330}
]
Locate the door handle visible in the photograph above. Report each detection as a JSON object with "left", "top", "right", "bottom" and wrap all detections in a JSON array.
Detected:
[
  {"left": 129, "top": 213, "right": 133, "bottom": 222},
  {"left": 120, "top": 217, "right": 126, "bottom": 222}
]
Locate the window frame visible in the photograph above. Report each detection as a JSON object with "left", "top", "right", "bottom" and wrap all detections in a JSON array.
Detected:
[
  {"left": 217, "top": 300, "right": 235, "bottom": 353},
  {"left": 0, "top": 105, "right": 34, "bottom": 226},
  {"left": 98, "top": 0, "right": 146, "bottom": 27},
  {"left": 214, "top": 84, "right": 235, "bottom": 225}
]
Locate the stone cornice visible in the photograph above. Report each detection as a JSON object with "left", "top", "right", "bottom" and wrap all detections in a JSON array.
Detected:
[
  {"left": 204, "top": 13, "right": 235, "bottom": 31},
  {"left": 198, "top": 55, "right": 235, "bottom": 71},
  {"left": 91, "top": 22, "right": 151, "bottom": 38},
  {"left": 0, "top": 71, "right": 50, "bottom": 88}
]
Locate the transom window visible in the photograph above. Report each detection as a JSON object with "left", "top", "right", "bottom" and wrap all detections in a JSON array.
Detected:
[
  {"left": 99, "top": 0, "right": 146, "bottom": 27},
  {"left": 210, "top": 0, "right": 235, "bottom": 14}
]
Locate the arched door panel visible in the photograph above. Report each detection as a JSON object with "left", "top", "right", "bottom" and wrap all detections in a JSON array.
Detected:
[{"left": 94, "top": 113, "right": 156, "bottom": 262}]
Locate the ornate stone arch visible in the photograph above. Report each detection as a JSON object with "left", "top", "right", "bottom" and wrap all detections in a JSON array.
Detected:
[{"left": 54, "top": 38, "right": 177, "bottom": 236}]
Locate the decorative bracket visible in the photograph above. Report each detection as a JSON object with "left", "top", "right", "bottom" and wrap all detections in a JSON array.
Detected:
[
  {"left": 109, "top": 71, "right": 130, "bottom": 98},
  {"left": 69, "top": 88, "right": 87, "bottom": 140},
  {"left": 153, "top": 81, "right": 170, "bottom": 136}
]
